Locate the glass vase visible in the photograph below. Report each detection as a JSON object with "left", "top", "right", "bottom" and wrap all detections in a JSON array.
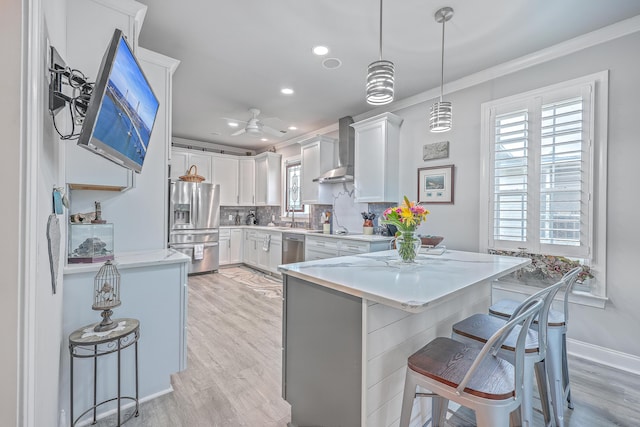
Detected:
[{"left": 395, "top": 230, "right": 421, "bottom": 263}]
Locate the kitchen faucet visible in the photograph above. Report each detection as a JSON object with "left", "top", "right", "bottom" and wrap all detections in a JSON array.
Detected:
[{"left": 288, "top": 206, "right": 296, "bottom": 228}]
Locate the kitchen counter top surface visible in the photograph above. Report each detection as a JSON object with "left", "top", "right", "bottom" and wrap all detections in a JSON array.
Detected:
[
  {"left": 64, "top": 248, "right": 190, "bottom": 275},
  {"left": 279, "top": 249, "right": 530, "bottom": 313},
  {"left": 220, "top": 225, "right": 394, "bottom": 242}
]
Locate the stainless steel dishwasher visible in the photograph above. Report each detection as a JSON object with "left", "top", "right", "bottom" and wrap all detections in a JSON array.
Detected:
[{"left": 282, "top": 233, "right": 305, "bottom": 264}]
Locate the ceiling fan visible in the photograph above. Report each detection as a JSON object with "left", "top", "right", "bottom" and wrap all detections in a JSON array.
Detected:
[{"left": 227, "top": 108, "right": 286, "bottom": 137}]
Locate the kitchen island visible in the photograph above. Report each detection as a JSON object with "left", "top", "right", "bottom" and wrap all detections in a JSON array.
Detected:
[{"left": 279, "top": 249, "right": 530, "bottom": 427}]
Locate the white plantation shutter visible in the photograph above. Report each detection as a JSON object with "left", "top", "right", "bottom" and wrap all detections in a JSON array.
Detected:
[
  {"left": 486, "top": 82, "right": 593, "bottom": 258},
  {"left": 539, "top": 97, "right": 586, "bottom": 249},
  {"left": 493, "top": 110, "right": 529, "bottom": 243}
]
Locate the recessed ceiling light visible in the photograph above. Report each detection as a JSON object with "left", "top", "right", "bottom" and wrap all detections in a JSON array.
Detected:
[
  {"left": 288, "top": 126, "right": 297, "bottom": 131},
  {"left": 281, "top": 88, "right": 294, "bottom": 95},
  {"left": 322, "top": 58, "right": 342, "bottom": 70},
  {"left": 228, "top": 122, "right": 239, "bottom": 127},
  {"left": 261, "top": 138, "right": 268, "bottom": 142},
  {"left": 312, "top": 46, "right": 329, "bottom": 56}
]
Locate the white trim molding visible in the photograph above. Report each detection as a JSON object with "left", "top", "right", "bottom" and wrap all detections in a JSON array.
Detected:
[{"left": 567, "top": 338, "right": 640, "bottom": 377}]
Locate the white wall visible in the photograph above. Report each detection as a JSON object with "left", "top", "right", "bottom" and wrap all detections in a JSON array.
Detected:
[
  {"left": 0, "top": 0, "right": 24, "bottom": 423},
  {"left": 392, "top": 31, "right": 640, "bottom": 357},
  {"left": 2, "top": 0, "right": 69, "bottom": 425}
]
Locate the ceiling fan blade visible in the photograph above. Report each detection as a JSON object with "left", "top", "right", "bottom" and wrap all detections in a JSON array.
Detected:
[
  {"left": 220, "top": 117, "right": 248, "bottom": 124},
  {"left": 262, "top": 125, "right": 286, "bottom": 137},
  {"left": 231, "top": 128, "right": 246, "bottom": 136}
]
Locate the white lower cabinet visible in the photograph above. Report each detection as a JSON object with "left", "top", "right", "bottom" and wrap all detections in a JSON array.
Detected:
[
  {"left": 243, "top": 229, "right": 282, "bottom": 274},
  {"left": 305, "top": 236, "right": 339, "bottom": 261},
  {"left": 220, "top": 228, "right": 242, "bottom": 266},
  {"left": 305, "top": 235, "right": 391, "bottom": 261},
  {"left": 229, "top": 229, "right": 242, "bottom": 263},
  {"left": 243, "top": 230, "right": 258, "bottom": 266}
]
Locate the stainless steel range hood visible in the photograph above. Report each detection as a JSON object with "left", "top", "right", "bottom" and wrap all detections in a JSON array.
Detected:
[{"left": 313, "top": 116, "right": 354, "bottom": 183}]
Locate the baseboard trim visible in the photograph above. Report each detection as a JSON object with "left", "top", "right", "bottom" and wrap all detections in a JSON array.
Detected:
[
  {"left": 75, "top": 386, "right": 174, "bottom": 427},
  {"left": 567, "top": 338, "right": 640, "bottom": 376}
]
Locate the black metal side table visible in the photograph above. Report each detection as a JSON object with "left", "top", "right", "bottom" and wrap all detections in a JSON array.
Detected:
[{"left": 69, "top": 318, "right": 140, "bottom": 426}]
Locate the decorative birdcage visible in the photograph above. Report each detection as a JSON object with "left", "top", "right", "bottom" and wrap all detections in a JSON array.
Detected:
[{"left": 92, "top": 260, "right": 121, "bottom": 332}]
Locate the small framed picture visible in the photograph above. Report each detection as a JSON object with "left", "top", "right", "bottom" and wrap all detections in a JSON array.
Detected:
[{"left": 418, "top": 164, "right": 454, "bottom": 204}]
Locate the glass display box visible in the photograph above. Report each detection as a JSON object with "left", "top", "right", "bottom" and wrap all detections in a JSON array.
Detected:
[{"left": 68, "top": 223, "right": 114, "bottom": 264}]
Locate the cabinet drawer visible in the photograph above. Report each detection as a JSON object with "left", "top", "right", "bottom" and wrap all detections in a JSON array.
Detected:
[
  {"left": 305, "top": 249, "right": 336, "bottom": 261},
  {"left": 219, "top": 229, "right": 231, "bottom": 238},
  {"left": 306, "top": 237, "right": 339, "bottom": 251},
  {"left": 339, "top": 240, "right": 369, "bottom": 255}
]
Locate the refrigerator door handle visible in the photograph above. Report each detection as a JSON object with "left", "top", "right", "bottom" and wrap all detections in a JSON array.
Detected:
[{"left": 171, "top": 242, "right": 219, "bottom": 250}]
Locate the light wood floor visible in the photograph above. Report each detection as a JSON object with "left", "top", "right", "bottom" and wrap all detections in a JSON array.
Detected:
[{"left": 94, "top": 267, "right": 640, "bottom": 427}]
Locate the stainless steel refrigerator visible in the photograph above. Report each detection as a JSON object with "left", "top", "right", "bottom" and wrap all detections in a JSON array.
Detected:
[{"left": 169, "top": 181, "right": 220, "bottom": 274}]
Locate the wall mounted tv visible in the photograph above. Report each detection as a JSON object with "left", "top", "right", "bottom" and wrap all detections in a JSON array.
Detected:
[{"left": 77, "top": 29, "right": 159, "bottom": 173}]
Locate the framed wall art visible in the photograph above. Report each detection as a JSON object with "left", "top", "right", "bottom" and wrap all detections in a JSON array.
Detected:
[{"left": 417, "top": 164, "right": 454, "bottom": 204}]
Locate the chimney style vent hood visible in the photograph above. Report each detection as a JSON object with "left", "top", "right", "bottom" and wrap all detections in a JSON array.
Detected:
[{"left": 313, "top": 116, "right": 355, "bottom": 183}]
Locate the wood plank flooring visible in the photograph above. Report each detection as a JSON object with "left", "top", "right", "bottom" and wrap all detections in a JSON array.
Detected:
[{"left": 92, "top": 267, "right": 640, "bottom": 427}]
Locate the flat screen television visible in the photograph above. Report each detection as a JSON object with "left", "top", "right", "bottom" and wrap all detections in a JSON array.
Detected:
[{"left": 77, "top": 29, "right": 159, "bottom": 173}]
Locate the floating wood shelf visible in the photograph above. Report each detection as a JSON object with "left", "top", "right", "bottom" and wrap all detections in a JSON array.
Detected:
[{"left": 68, "top": 183, "right": 126, "bottom": 192}]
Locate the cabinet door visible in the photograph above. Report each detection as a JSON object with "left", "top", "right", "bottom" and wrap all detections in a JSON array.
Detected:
[
  {"left": 243, "top": 231, "right": 257, "bottom": 266},
  {"left": 188, "top": 153, "right": 213, "bottom": 183},
  {"left": 300, "top": 137, "right": 335, "bottom": 204},
  {"left": 170, "top": 150, "right": 189, "bottom": 181},
  {"left": 269, "top": 239, "right": 282, "bottom": 273},
  {"left": 229, "top": 229, "right": 243, "bottom": 263},
  {"left": 353, "top": 113, "right": 402, "bottom": 203},
  {"left": 212, "top": 156, "right": 239, "bottom": 206},
  {"left": 219, "top": 236, "right": 230, "bottom": 265},
  {"left": 238, "top": 158, "right": 256, "bottom": 205},
  {"left": 255, "top": 155, "right": 268, "bottom": 206},
  {"left": 354, "top": 123, "right": 386, "bottom": 202}
]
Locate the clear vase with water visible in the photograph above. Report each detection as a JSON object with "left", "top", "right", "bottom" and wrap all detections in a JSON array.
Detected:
[{"left": 395, "top": 230, "right": 421, "bottom": 263}]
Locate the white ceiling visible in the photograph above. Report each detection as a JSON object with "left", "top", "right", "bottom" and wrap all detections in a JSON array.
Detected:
[{"left": 137, "top": 0, "right": 640, "bottom": 151}]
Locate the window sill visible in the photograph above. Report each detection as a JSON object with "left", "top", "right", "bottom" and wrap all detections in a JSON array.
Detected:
[{"left": 492, "top": 278, "right": 608, "bottom": 309}]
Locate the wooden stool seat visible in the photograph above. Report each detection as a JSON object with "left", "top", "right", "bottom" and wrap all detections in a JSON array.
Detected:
[
  {"left": 490, "top": 299, "right": 566, "bottom": 326},
  {"left": 408, "top": 337, "right": 515, "bottom": 400},
  {"left": 452, "top": 313, "right": 540, "bottom": 353}
]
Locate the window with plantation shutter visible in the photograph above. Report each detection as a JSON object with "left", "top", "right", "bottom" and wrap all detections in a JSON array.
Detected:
[
  {"left": 480, "top": 72, "right": 608, "bottom": 301},
  {"left": 481, "top": 72, "right": 609, "bottom": 271},
  {"left": 486, "top": 87, "right": 591, "bottom": 259}
]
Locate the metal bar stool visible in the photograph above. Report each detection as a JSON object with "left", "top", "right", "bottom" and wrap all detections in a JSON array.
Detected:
[
  {"left": 450, "top": 273, "right": 574, "bottom": 427},
  {"left": 399, "top": 299, "right": 544, "bottom": 427},
  {"left": 489, "top": 266, "right": 582, "bottom": 427}
]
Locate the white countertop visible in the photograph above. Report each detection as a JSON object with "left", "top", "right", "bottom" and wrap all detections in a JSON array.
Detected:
[
  {"left": 64, "top": 248, "right": 190, "bottom": 275},
  {"left": 279, "top": 249, "right": 530, "bottom": 313},
  {"left": 220, "top": 225, "right": 394, "bottom": 242}
]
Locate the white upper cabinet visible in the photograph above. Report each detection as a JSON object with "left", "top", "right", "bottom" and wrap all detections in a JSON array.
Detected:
[
  {"left": 352, "top": 113, "right": 403, "bottom": 203},
  {"left": 172, "top": 149, "right": 277, "bottom": 207},
  {"left": 299, "top": 135, "right": 336, "bottom": 204},
  {"left": 170, "top": 148, "right": 212, "bottom": 182},
  {"left": 169, "top": 149, "right": 189, "bottom": 182},
  {"left": 238, "top": 158, "right": 255, "bottom": 205},
  {"left": 211, "top": 154, "right": 239, "bottom": 206},
  {"left": 187, "top": 153, "right": 213, "bottom": 182},
  {"left": 255, "top": 152, "right": 282, "bottom": 206}
]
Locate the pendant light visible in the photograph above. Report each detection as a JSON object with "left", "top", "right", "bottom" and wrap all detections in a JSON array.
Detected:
[
  {"left": 430, "top": 7, "right": 454, "bottom": 132},
  {"left": 366, "top": 0, "right": 394, "bottom": 105}
]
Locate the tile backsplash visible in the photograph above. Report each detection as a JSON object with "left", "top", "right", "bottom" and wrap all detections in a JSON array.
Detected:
[{"left": 219, "top": 194, "right": 394, "bottom": 234}]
